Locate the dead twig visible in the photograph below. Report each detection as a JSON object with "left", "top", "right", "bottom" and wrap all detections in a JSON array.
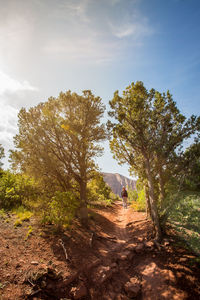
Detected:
[
  {"left": 59, "top": 239, "right": 70, "bottom": 262},
  {"left": 27, "top": 278, "right": 35, "bottom": 287},
  {"left": 29, "top": 289, "right": 42, "bottom": 297}
]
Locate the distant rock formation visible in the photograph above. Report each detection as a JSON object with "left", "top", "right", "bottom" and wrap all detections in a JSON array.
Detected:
[{"left": 102, "top": 172, "right": 136, "bottom": 196}]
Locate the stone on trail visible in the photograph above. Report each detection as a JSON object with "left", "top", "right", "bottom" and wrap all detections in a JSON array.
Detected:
[
  {"left": 70, "top": 282, "right": 87, "bottom": 299},
  {"left": 125, "top": 243, "right": 137, "bottom": 251},
  {"left": 92, "top": 265, "right": 113, "bottom": 284},
  {"left": 135, "top": 243, "right": 144, "bottom": 253},
  {"left": 124, "top": 277, "right": 141, "bottom": 298},
  {"left": 31, "top": 261, "right": 39, "bottom": 265},
  {"left": 144, "top": 240, "right": 154, "bottom": 249},
  {"left": 118, "top": 250, "right": 133, "bottom": 261}
]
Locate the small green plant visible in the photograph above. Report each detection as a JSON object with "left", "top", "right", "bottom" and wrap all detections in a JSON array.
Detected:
[
  {"left": 14, "top": 219, "right": 22, "bottom": 227},
  {"left": 0, "top": 209, "right": 6, "bottom": 219},
  {"left": 13, "top": 207, "right": 33, "bottom": 228},
  {"left": 13, "top": 206, "right": 33, "bottom": 221},
  {"left": 25, "top": 225, "right": 33, "bottom": 240},
  {"left": 0, "top": 282, "right": 4, "bottom": 289}
]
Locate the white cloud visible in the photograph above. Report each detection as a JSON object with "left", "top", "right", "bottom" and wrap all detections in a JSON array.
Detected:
[
  {"left": 0, "top": 100, "right": 18, "bottom": 151},
  {"left": 0, "top": 70, "right": 38, "bottom": 96}
]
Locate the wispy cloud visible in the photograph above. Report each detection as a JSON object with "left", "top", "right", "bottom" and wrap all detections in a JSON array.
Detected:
[
  {"left": 110, "top": 20, "right": 152, "bottom": 39},
  {"left": 42, "top": 0, "right": 153, "bottom": 64},
  {"left": 0, "top": 70, "right": 38, "bottom": 96}
]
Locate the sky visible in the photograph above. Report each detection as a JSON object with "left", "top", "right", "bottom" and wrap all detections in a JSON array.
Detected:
[{"left": 0, "top": 0, "right": 200, "bottom": 179}]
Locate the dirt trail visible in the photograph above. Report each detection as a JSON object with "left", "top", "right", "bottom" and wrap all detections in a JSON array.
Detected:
[{"left": 0, "top": 201, "right": 199, "bottom": 300}]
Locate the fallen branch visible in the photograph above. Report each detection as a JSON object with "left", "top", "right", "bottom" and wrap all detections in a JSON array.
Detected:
[
  {"left": 59, "top": 239, "right": 70, "bottom": 262},
  {"left": 29, "top": 289, "right": 42, "bottom": 298},
  {"left": 27, "top": 278, "right": 35, "bottom": 287}
]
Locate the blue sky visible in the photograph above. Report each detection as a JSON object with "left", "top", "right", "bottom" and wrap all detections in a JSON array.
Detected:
[{"left": 0, "top": 0, "right": 200, "bottom": 178}]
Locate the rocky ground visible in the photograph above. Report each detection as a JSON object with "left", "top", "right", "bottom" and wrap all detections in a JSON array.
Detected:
[{"left": 0, "top": 201, "right": 199, "bottom": 300}]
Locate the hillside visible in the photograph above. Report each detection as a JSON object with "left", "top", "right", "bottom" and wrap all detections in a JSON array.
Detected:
[{"left": 102, "top": 172, "right": 136, "bottom": 196}]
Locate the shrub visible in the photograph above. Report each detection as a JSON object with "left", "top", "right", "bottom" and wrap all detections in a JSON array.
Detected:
[
  {"left": 41, "top": 191, "right": 79, "bottom": 229},
  {"left": 87, "top": 173, "right": 118, "bottom": 205},
  {"left": 168, "top": 191, "right": 200, "bottom": 254},
  {"left": 0, "top": 171, "right": 39, "bottom": 209},
  {"left": 131, "top": 187, "right": 146, "bottom": 211}
]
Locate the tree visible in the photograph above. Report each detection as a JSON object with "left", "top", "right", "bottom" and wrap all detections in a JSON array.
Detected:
[
  {"left": 0, "top": 144, "right": 5, "bottom": 169},
  {"left": 108, "top": 81, "right": 198, "bottom": 240},
  {"left": 10, "top": 90, "right": 106, "bottom": 222}
]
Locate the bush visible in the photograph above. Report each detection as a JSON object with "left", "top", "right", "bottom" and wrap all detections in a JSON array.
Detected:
[
  {"left": 0, "top": 171, "right": 39, "bottom": 209},
  {"left": 131, "top": 187, "right": 146, "bottom": 211},
  {"left": 87, "top": 173, "right": 118, "bottom": 205},
  {"left": 41, "top": 191, "right": 79, "bottom": 229},
  {"left": 168, "top": 191, "right": 200, "bottom": 254}
]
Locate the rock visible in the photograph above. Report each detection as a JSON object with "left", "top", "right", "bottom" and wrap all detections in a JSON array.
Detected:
[
  {"left": 70, "top": 282, "right": 87, "bottom": 299},
  {"left": 135, "top": 243, "right": 144, "bottom": 253},
  {"left": 93, "top": 265, "right": 112, "bottom": 284},
  {"left": 31, "top": 261, "right": 39, "bottom": 265},
  {"left": 57, "top": 272, "right": 79, "bottom": 288},
  {"left": 125, "top": 243, "right": 137, "bottom": 251},
  {"left": 163, "top": 239, "right": 170, "bottom": 247},
  {"left": 118, "top": 250, "right": 131, "bottom": 261},
  {"left": 124, "top": 277, "right": 141, "bottom": 298},
  {"left": 144, "top": 241, "right": 154, "bottom": 249}
]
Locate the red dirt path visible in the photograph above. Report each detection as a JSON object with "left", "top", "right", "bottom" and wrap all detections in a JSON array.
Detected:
[{"left": 0, "top": 201, "right": 199, "bottom": 299}]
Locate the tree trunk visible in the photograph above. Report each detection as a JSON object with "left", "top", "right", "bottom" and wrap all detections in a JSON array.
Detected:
[
  {"left": 144, "top": 183, "right": 151, "bottom": 219},
  {"left": 144, "top": 158, "right": 162, "bottom": 241},
  {"left": 158, "top": 165, "right": 165, "bottom": 210},
  {"left": 79, "top": 179, "right": 88, "bottom": 226}
]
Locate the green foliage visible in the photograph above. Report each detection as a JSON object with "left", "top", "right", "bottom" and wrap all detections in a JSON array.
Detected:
[
  {"left": 41, "top": 191, "right": 79, "bottom": 229},
  {"left": 168, "top": 191, "right": 200, "bottom": 254},
  {"left": 25, "top": 225, "right": 33, "bottom": 240},
  {"left": 13, "top": 206, "right": 33, "bottom": 227},
  {"left": 13, "top": 206, "right": 33, "bottom": 221},
  {"left": 128, "top": 181, "right": 146, "bottom": 211},
  {"left": 180, "top": 142, "right": 200, "bottom": 190},
  {"left": 0, "top": 208, "right": 6, "bottom": 218},
  {"left": 14, "top": 219, "right": 22, "bottom": 227},
  {"left": 87, "top": 173, "right": 118, "bottom": 206},
  {"left": 0, "top": 171, "right": 39, "bottom": 209}
]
